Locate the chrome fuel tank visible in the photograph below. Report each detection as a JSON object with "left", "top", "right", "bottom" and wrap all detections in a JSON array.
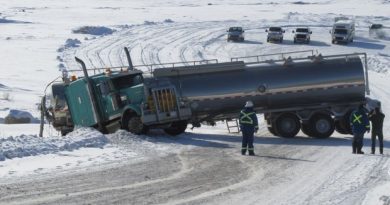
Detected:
[{"left": 151, "top": 55, "right": 366, "bottom": 120}]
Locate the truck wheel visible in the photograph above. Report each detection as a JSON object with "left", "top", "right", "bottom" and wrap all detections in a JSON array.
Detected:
[
  {"left": 61, "top": 129, "right": 71, "bottom": 136},
  {"left": 123, "top": 115, "right": 148, "bottom": 135},
  {"left": 335, "top": 120, "right": 349, "bottom": 134},
  {"left": 275, "top": 113, "right": 300, "bottom": 138},
  {"left": 267, "top": 126, "right": 277, "bottom": 136},
  {"left": 267, "top": 38, "right": 270, "bottom": 42},
  {"left": 308, "top": 114, "right": 334, "bottom": 138},
  {"left": 301, "top": 123, "right": 313, "bottom": 137},
  {"left": 164, "top": 120, "right": 188, "bottom": 136},
  {"left": 336, "top": 110, "right": 353, "bottom": 134},
  {"left": 332, "top": 40, "right": 335, "bottom": 44}
]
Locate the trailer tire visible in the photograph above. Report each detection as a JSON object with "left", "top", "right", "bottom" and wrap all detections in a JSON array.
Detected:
[
  {"left": 334, "top": 110, "right": 353, "bottom": 135},
  {"left": 164, "top": 120, "right": 188, "bottom": 136},
  {"left": 335, "top": 120, "right": 350, "bottom": 134},
  {"left": 308, "top": 114, "right": 334, "bottom": 138},
  {"left": 267, "top": 126, "right": 277, "bottom": 136},
  {"left": 275, "top": 113, "right": 300, "bottom": 138},
  {"left": 301, "top": 123, "right": 314, "bottom": 137},
  {"left": 123, "top": 114, "right": 148, "bottom": 135}
]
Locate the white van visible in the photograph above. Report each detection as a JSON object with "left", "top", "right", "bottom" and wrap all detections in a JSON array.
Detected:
[{"left": 330, "top": 18, "right": 355, "bottom": 44}]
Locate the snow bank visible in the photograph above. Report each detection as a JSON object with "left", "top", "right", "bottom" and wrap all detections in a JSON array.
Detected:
[
  {"left": 72, "top": 26, "right": 116, "bottom": 35},
  {"left": 0, "top": 128, "right": 108, "bottom": 161},
  {"left": 0, "top": 18, "right": 30, "bottom": 24},
  {"left": 3, "top": 109, "right": 39, "bottom": 124},
  {"left": 56, "top": 38, "right": 81, "bottom": 52},
  {"left": 164, "top": 19, "right": 174, "bottom": 23}
]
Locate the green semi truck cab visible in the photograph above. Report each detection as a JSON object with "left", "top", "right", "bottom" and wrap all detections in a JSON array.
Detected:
[{"left": 62, "top": 57, "right": 192, "bottom": 135}]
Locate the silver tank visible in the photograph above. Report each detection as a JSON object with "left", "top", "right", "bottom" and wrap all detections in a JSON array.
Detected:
[{"left": 151, "top": 56, "right": 366, "bottom": 120}]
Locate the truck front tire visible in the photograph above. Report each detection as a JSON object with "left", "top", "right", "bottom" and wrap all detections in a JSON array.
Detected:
[
  {"left": 164, "top": 120, "right": 188, "bottom": 136},
  {"left": 123, "top": 114, "right": 148, "bottom": 135}
]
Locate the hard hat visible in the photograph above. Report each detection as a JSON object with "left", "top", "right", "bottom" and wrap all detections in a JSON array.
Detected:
[{"left": 245, "top": 101, "right": 254, "bottom": 108}]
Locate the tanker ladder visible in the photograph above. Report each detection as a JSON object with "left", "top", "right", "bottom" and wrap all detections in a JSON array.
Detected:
[{"left": 225, "top": 119, "right": 240, "bottom": 133}]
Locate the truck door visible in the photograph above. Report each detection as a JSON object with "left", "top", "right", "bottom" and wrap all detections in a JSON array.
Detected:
[
  {"left": 65, "top": 79, "right": 98, "bottom": 127},
  {"left": 98, "top": 80, "right": 122, "bottom": 120}
]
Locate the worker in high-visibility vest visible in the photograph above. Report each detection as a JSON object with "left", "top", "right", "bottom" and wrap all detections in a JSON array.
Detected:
[
  {"left": 239, "top": 101, "right": 259, "bottom": 156},
  {"left": 350, "top": 104, "right": 370, "bottom": 154}
]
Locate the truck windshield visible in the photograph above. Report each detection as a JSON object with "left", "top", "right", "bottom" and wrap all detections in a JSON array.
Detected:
[
  {"left": 112, "top": 74, "right": 143, "bottom": 90},
  {"left": 269, "top": 27, "right": 282, "bottom": 32},
  {"left": 296, "top": 28, "right": 308, "bottom": 32},
  {"left": 334, "top": 29, "right": 348, "bottom": 34},
  {"left": 229, "top": 27, "right": 242, "bottom": 32}
]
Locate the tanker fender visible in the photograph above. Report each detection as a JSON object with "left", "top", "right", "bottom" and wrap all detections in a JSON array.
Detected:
[{"left": 120, "top": 105, "right": 141, "bottom": 127}]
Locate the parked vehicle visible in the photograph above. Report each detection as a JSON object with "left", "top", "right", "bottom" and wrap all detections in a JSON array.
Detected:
[
  {"left": 44, "top": 48, "right": 375, "bottom": 139},
  {"left": 266, "top": 27, "right": 285, "bottom": 43},
  {"left": 293, "top": 27, "right": 312, "bottom": 44},
  {"left": 369, "top": 23, "right": 386, "bottom": 38},
  {"left": 227, "top": 27, "right": 245, "bottom": 42},
  {"left": 330, "top": 17, "right": 355, "bottom": 44}
]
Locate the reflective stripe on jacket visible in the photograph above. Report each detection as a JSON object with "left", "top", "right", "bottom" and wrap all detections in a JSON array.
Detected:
[
  {"left": 239, "top": 108, "right": 258, "bottom": 132},
  {"left": 350, "top": 109, "right": 370, "bottom": 134}
]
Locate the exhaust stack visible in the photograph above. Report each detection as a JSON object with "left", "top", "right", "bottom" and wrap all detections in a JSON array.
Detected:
[
  {"left": 124, "top": 47, "right": 134, "bottom": 70},
  {"left": 75, "top": 57, "right": 104, "bottom": 132}
]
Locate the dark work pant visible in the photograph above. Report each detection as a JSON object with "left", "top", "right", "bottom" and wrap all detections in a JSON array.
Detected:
[
  {"left": 371, "top": 131, "right": 384, "bottom": 153},
  {"left": 242, "top": 129, "right": 254, "bottom": 152},
  {"left": 352, "top": 132, "right": 364, "bottom": 153}
]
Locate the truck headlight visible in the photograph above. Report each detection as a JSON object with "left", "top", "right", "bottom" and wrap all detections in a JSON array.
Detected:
[{"left": 120, "top": 95, "right": 127, "bottom": 102}]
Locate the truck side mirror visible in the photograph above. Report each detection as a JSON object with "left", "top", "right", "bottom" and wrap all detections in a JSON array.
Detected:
[
  {"left": 329, "top": 30, "right": 331, "bottom": 34},
  {"left": 292, "top": 30, "right": 295, "bottom": 33},
  {"left": 243, "top": 30, "right": 245, "bottom": 33},
  {"left": 265, "top": 29, "right": 268, "bottom": 32},
  {"left": 282, "top": 30, "right": 285, "bottom": 33},
  {"left": 310, "top": 31, "right": 312, "bottom": 34}
]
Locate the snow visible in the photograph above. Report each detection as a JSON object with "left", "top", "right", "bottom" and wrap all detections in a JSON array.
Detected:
[
  {"left": 0, "top": 128, "right": 107, "bottom": 161},
  {"left": 0, "top": 0, "right": 390, "bottom": 203}
]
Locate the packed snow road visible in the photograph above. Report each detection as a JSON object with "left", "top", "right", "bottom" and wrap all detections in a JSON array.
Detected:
[{"left": 0, "top": 127, "right": 389, "bottom": 205}]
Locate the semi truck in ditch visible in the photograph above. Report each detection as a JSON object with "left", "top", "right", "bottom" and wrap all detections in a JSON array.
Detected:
[{"left": 43, "top": 48, "right": 374, "bottom": 139}]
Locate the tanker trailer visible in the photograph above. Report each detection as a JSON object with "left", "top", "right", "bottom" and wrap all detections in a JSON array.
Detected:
[{"left": 150, "top": 53, "right": 370, "bottom": 138}]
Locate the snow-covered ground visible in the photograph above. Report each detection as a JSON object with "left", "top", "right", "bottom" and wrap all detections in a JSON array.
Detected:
[{"left": 1, "top": 0, "right": 390, "bottom": 204}]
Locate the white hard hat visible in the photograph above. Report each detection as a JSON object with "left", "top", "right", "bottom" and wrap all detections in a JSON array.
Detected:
[{"left": 245, "top": 101, "right": 254, "bottom": 108}]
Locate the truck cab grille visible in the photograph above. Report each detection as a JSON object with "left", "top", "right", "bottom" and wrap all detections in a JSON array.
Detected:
[{"left": 147, "top": 87, "right": 178, "bottom": 114}]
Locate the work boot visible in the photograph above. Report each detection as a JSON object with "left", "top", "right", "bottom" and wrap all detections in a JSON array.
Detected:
[
  {"left": 248, "top": 150, "right": 255, "bottom": 156},
  {"left": 380, "top": 147, "right": 383, "bottom": 155},
  {"left": 357, "top": 150, "right": 365, "bottom": 154},
  {"left": 352, "top": 142, "right": 357, "bottom": 154},
  {"left": 241, "top": 149, "right": 246, "bottom": 155},
  {"left": 371, "top": 149, "right": 375, "bottom": 154}
]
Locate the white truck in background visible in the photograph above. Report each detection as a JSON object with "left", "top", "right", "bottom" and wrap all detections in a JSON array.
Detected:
[{"left": 330, "top": 17, "right": 355, "bottom": 44}]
